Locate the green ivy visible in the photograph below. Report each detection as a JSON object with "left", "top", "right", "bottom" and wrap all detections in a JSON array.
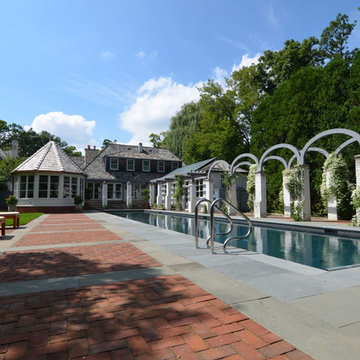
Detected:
[
  {"left": 174, "top": 174, "right": 184, "bottom": 211},
  {"left": 284, "top": 166, "right": 304, "bottom": 221},
  {"left": 320, "top": 153, "right": 351, "bottom": 219},
  {"left": 246, "top": 165, "right": 257, "bottom": 212},
  {"left": 351, "top": 186, "right": 360, "bottom": 226}
]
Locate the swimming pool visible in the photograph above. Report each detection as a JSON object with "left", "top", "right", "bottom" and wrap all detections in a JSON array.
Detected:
[{"left": 115, "top": 211, "right": 360, "bottom": 271}]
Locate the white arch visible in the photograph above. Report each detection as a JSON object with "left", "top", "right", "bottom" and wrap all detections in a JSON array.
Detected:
[
  {"left": 230, "top": 153, "right": 259, "bottom": 174},
  {"left": 300, "top": 128, "right": 360, "bottom": 163},
  {"left": 335, "top": 138, "right": 357, "bottom": 155},
  {"left": 207, "top": 160, "right": 230, "bottom": 180},
  {"left": 259, "top": 144, "right": 301, "bottom": 170},
  {"left": 263, "top": 155, "right": 289, "bottom": 169},
  {"left": 288, "top": 147, "right": 330, "bottom": 167},
  {"left": 232, "top": 161, "right": 253, "bottom": 173}
]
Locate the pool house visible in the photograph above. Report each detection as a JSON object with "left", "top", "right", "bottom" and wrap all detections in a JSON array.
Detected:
[{"left": 12, "top": 141, "right": 86, "bottom": 213}]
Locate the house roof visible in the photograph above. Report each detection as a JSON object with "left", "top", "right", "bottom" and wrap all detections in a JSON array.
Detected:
[
  {"left": 151, "top": 158, "right": 216, "bottom": 182},
  {"left": 12, "top": 141, "right": 86, "bottom": 175},
  {"left": 84, "top": 143, "right": 181, "bottom": 181}
]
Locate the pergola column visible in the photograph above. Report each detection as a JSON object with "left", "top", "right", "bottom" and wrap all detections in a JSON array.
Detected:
[
  {"left": 326, "top": 171, "right": 338, "bottom": 220},
  {"left": 149, "top": 183, "right": 156, "bottom": 207},
  {"left": 156, "top": 183, "right": 163, "bottom": 205},
  {"left": 204, "top": 179, "right": 214, "bottom": 202},
  {"left": 282, "top": 171, "right": 291, "bottom": 217},
  {"left": 126, "top": 182, "right": 132, "bottom": 208},
  {"left": 102, "top": 182, "right": 108, "bottom": 208},
  {"left": 254, "top": 170, "right": 267, "bottom": 218},
  {"left": 165, "top": 181, "right": 172, "bottom": 210},
  {"left": 301, "top": 165, "right": 311, "bottom": 221},
  {"left": 354, "top": 155, "right": 360, "bottom": 224},
  {"left": 188, "top": 180, "right": 197, "bottom": 212},
  {"left": 227, "top": 179, "right": 237, "bottom": 215}
]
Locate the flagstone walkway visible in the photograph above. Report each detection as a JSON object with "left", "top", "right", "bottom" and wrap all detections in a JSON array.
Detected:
[{"left": 0, "top": 213, "right": 313, "bottom": 359}]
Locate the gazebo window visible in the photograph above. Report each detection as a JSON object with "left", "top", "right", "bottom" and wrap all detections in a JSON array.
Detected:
[
  {"left": 71, "top": 177, "right": 78, "bottom": 197},
  {"left": 196, "top": 179, "right": 204, "bottom": 197},
  {"left": 63, "top": 177, "right": 70, "bottom": 198},
  {"left": 50, "top": 176, "right": 59, "bottom": 198},
  {"left": 39, "top": 175, "right": 59, "bottom": 198},
  {"left": 39, "top": 175, "right": 49, "bottom": 198},
  {"left": 19, "top": 175, "right": 34, "bottom": 199}
]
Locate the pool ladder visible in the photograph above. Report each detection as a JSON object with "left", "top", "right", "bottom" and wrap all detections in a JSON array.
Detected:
[{"left": 194, "top": 198, "right": 252, "bottom": 254}]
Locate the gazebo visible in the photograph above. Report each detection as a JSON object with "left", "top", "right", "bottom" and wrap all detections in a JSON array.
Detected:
[{"left": 12, "top": 141, "right": 86, "bottom": 213}]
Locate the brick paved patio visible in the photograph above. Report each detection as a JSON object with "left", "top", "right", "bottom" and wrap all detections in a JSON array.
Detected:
[
  {"left": 0, "top": 213, "right": 313, "bottom": 359},
  {"left": 0, "top": 243, "right": 161, "bottom": 282},
  {"left": 14, "top": 230, "right": 122, "bottom": 247},
  {"left": 0, "top": 275, "right": 311, "bottom": 360}
]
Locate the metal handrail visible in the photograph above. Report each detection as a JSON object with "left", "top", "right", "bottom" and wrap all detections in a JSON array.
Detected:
[
  {"left": 194, "top": 198, "right": 212, "bottom": 248},
  {"left": 210, "top": 198, "right": 252, "bottom": 253},
  {"left": 194, "top": 198, "right": 233, "bottom": 248}
]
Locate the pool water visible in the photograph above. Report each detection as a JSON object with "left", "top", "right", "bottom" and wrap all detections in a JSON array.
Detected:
[{"left": 115, "top": 211, "right": 360, "bottom": 270}]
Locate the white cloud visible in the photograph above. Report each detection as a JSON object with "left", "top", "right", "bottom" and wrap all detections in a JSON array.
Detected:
[
  {"left": 213, "top": 67, "right": 228, "bottom": 87},
  {"left": 232, "top": 53, "right": 261, "bottom": 72},
  {"left": 25, "top": 112, "right": 97, "bottom": 151},
  {"left": 100, "top": 51, "right": 116, "bottom": 62},
  {"left": 119, "top": 77, "right": 201, "bottom": 145}
]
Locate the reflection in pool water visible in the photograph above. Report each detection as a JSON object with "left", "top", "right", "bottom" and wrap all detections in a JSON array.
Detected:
[{"left": 116, "top": 212, "right": 360, "bottom": 270}]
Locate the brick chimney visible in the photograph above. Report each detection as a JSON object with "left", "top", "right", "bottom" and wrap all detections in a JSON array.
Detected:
[
  {"left": 138, "top": 142, "right": 143, "bottom": 153},
  {"left": 85, "top": 145, "right": 99, "bottom": 165}
]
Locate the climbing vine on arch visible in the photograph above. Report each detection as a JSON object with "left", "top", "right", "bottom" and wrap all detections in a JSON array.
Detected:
[
  {"left": 246, "top": 164, "right": 257, "bottom": 212},
  {"left": 320, "top": 153, "right": 352, "bottom": 219}
]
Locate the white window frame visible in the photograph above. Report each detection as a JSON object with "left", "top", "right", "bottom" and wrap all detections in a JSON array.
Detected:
[
  {"left": 157, "top": 161, "right": 165, "bottom": 173},
  {"left": 107, "top": 183, "right": 123, "bottom": 200},
  {"left": 109, "top": 158, "right": 119, "bottom": 170},
  {"left": 142, "top": 160, "right": 150, "bottom": 172},
  {"left": 126, "top": 159, "right": 135, "bottom": 171},
  {"left": 38, "top": 175, "right": 60, "bottom": 199},
  {"left": 19, "top": 175, "right": 35, "bottom": 199}
]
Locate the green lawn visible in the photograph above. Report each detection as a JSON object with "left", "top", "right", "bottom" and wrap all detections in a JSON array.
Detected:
[{"left": 5, "top": 212, "right": 44, "bottom": 226}]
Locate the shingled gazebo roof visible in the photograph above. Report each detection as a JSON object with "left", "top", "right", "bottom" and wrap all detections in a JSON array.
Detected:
[{"left": 12, "top": 141, "right": 85, "bottom": 175}]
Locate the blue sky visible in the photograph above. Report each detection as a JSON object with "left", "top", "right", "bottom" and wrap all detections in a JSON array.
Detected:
[{"left": 0, "top": 0, "right": 359, "bottom": 151}]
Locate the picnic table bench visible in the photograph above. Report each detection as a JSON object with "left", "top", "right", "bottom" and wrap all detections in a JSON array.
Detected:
[
  {"left": 0, "top": 212, "right": 20, "bottom": 229},
  {"left": 0, "top": 216, "right": 5, "bottom": 236}
]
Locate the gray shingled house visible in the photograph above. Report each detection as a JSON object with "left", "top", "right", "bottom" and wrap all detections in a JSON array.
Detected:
[
  {"left": 84, "top": 142, "right": 182, "bottom": 209},
  {"left": 12, "top": 141, "right": 86, "bottom": 213}
]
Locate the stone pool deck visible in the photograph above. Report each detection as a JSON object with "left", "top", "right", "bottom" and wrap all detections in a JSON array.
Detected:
[{"left": 0, "top": 212, "right": 359, "bottom": 359}]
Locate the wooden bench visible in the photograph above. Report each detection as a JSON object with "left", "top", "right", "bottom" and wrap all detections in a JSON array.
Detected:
[
  {"left": 0, "top": 212, "right": 20, "bottom": 229},
  {"left": 0, "top": 216, "right": 5, "bottom": 236}
]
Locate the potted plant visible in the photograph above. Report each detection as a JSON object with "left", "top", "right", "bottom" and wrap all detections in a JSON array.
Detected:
[
  {"left": 6, "top": 195, "right": 18, "bottom": 212},
  {"left": 73, "top": 195, "right": 83, "bottom": 211}
]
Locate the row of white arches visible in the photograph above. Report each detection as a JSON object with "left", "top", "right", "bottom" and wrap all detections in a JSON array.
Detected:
[{"left": 206, "top": 128, "right": 360, "bottom": 220}]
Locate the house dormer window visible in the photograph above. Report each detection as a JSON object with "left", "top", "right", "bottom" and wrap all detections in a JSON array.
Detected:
[
  {"left": 157, "top": 161, "right": 165, "bottom": 173},
  {"left": 126, "top": 159, "right": 135, "bottom": 171},
  {"left": 171, "top": 162, "right": 179, "bottom": 171},
  {"left": 142, "top": 160, "right": 150, "bottom": 172},
  {"left": 109, "top": 158, "right": 119, "bottom": 170}
]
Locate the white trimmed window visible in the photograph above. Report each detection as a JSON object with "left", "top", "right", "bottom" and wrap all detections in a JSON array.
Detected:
[
  {"left": 109, "top": 158, "right": 119, "bottom": 170},
  {"left": 107, "top": 183, "right": 122, "bottom": 199},
  {"left": 132, "top": 183, "right": 147, "bottom": 200},
  {"left": 71, "top": 177, "right": 78, "bottom": 197},
  {"left": 196, "top": 179, "right": 204, "bottom": 197},
  {"left": 126, "top": 159, "right": 135, "bottom": 171},
  {"left": 142, "top": 160, "right": 150, "bottom": 172},
  {"left": 157, "top": 161, "right": 165, "bottom": 173},
  {"left": 39, "top": 175, "right": 59, "bottom": 198},
  {"left": 19, "top": 175, "right": 34, "bottom": 199},
  {"left": 171, "top": 162, "right": 179, "bottom": 171},
  {"left": 63, "top": 176, "right": 70, "bottom": 198},
  {"left": 86, "top": 183, "right": 100, "bottom": 199}
]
